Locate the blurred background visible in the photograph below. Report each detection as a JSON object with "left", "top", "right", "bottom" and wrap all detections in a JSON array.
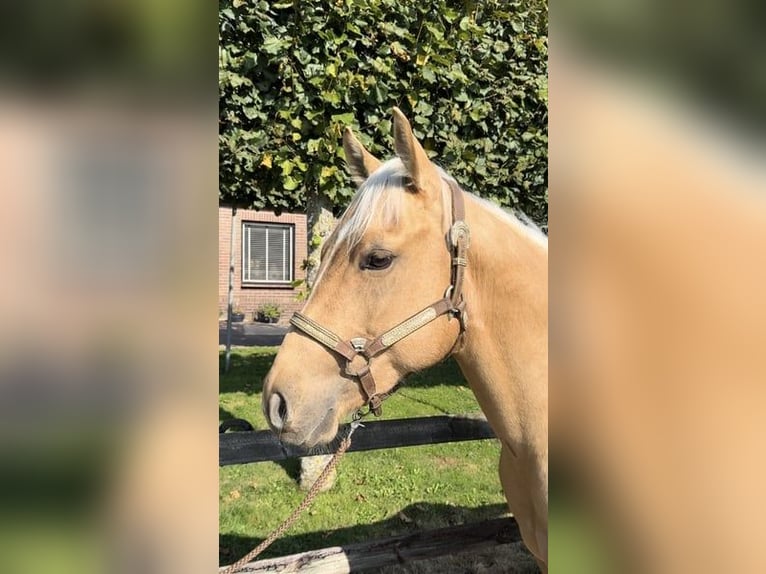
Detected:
[
  {"left": 1, "top": 0, "right": 764, "bottom": 572},
  {"left": 550, "top": 0, "right": 765, "bottom": 572},
  {"left": 0, "top": 1, "right": 218, "bottom": 573}
]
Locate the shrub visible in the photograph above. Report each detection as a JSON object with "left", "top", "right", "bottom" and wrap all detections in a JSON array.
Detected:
[
  {"left": 219, "top": 0, "right": 548, "bottom": 228},
  {"left": 257, "top": 302, "right": 281, "bottom": 320}
]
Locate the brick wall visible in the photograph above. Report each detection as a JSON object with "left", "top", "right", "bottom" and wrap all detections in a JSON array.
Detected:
[{"left": 219, "top": 206, "right": 308, "bottom": 324}]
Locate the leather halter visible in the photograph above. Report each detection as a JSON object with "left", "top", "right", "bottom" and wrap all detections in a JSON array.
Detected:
[{"left": 290, "top": 178, "right": 470, "bottom": 417}]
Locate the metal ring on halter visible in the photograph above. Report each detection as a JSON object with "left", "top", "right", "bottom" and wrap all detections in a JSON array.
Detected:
[
  {"left": 444, "top": 285, "right": 461, "bottom": 313},
  {"left": 344, "top": 355, "right": 371, "bottom": 377}
]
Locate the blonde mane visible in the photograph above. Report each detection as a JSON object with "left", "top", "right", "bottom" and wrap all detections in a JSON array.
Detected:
[
  {"left": 332, "top": 158, "right": 448, "bottom": 253},
  {"left": 469, "top": 193, "right": 549, "bottom": 251},
  {"left": 331, "top": 158, "right": 547, "bottom": 255}
]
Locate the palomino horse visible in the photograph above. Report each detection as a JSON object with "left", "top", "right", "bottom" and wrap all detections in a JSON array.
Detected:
[{"left": 262, "top": 108, "right": 548, "bottom": 569}]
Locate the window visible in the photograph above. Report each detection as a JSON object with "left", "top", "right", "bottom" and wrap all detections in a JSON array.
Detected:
[{"left": 242, "top": 222, "right": 294, "bottom": 284}]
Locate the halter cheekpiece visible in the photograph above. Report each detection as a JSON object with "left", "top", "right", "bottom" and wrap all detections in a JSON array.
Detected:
[{"left": 290, "top": 179, "right": 470, "bottom": 417}]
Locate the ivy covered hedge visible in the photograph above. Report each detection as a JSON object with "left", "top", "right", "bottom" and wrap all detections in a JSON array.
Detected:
[{"left": 219, "top": 0, "right": 548, "bottom": 227}]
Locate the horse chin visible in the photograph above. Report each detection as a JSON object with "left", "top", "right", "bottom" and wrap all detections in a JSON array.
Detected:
[
  {"left": 297, "top": 399, "right": 362, "bottom": 448},
  {"left": 282, "top": 406, "right": 338, "bottom": 449},
  {"left": 305, "top": 423, "right": 340, "bottom": 449}
]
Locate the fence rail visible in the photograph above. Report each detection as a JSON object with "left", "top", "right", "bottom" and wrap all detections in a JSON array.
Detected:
[
  {"left": 219, "top": 414, "right": 496, "bottom": 466},
  {"left": 219, "top": 414, "right": 516, "bottom": 573},
  {"left": 223, "top": 516, "right": 520, "bottom": 573}
]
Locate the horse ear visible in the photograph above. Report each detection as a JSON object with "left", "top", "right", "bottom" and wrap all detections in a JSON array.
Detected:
[
  {"left": 392, "top": 107, "right": 441, "bottom": 201},
  {"left": 343, "top": 127, "right": 382, "bottom": 186}
]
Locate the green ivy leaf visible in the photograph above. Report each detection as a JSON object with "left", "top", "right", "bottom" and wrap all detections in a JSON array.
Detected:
[
  {"left": 219, "top": 0, "right": 548, "bottom": 228},
  {"left": 283, "top": 176, "right": 300, "bottom": 190},
  {"left": 331, "top": 112, "right": 355, "bottom": 125},
  {"left": 262, "top": 36, "right": 287, "bottom": 55}
]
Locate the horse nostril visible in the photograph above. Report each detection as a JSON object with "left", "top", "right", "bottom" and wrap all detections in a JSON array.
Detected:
[{"left": 268, "top": 392, "right": 289, "bottom": 431}]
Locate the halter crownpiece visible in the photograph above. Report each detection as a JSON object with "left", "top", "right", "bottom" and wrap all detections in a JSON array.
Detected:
[{"left": 290, "top": 178, "right": 469, "bottom": 417}]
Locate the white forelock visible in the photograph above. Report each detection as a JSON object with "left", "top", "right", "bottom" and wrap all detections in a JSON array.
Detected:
[{"left": 329, "top": 158, "right": 546, "bottom": 258}]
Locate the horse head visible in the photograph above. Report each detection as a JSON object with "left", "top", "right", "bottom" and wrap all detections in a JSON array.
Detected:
[{"left": 262, "top": 108, "right": 464, "bottom": 447}]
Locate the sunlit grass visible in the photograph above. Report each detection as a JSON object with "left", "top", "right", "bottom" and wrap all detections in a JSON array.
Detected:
[{"left": 219, "top": 347, "right": 507, "bottom": 564}]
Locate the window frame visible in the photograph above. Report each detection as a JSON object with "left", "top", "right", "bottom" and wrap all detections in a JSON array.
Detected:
[{"left": 241, "top": 221, "right": 295, "bottom": 287}]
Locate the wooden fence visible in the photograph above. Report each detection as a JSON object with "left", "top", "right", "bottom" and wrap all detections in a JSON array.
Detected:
[{"left": 219, "top": 414, "right": 521, "bottom": 573}]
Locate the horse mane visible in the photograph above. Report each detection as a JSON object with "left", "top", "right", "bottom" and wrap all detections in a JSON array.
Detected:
[
  {"left": 332, "top": 157, "right": 547, "bottom": 255},
  {"left": 333, "top": 158, "right": 448, "bottom": 254},
  {"left": 468, "top": 193, "right": 549, "bottom": 250}
]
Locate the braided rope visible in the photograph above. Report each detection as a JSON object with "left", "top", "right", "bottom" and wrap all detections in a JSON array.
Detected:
[{"left": 219, "top": 423, "right": 360, "bottom": 574}]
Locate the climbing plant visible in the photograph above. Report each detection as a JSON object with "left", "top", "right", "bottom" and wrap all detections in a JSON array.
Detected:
[{"left": 219, "top": 0, "right": 547, "bottom": 227}]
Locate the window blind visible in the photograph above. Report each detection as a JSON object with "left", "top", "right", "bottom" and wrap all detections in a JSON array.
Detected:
[{"left": 242, "top": 223, "right": 293, "bottom": 283}]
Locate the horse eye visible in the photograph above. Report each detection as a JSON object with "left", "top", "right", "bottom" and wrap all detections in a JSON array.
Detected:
[{"left": 362, "top": 251, "right": 394, "bottom": 271}]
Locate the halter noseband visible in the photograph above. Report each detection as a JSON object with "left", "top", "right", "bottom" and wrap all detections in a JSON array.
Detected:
[{"left": 289, "top": 179, "right": 470, "bottom": 417}]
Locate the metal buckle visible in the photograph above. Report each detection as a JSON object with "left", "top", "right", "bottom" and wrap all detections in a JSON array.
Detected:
[
  {"left": 350, "top": 338, "right": 367, "bottom": 352},
  {"left": 449, "top": 221, "right": 471, "bottom": 249},
  {"left": 352, "top": 409, "right": 366, "bottom": 422}
]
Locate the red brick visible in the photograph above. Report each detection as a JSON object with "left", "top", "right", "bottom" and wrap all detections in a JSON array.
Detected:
[{"left": 219, "top": 206, "right": 308, "bottom": 324}]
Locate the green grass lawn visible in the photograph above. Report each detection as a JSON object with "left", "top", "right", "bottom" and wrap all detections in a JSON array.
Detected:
[{"left": 219, "top": 347, "right": 508, "bottom": 566}]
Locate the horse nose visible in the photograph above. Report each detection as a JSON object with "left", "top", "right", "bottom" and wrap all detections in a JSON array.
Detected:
[{"left": 267, "top": 391, "right": 289, "bottom": 431}]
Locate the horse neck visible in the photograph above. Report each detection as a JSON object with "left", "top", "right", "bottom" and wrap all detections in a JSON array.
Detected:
[{"left": 454, "top": 196, "right": 548, "bottom": 452}]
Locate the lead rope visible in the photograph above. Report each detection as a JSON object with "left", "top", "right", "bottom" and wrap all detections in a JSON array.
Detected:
[{"left": 220, "top": 421, "right": 362, "bottom": 574}]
